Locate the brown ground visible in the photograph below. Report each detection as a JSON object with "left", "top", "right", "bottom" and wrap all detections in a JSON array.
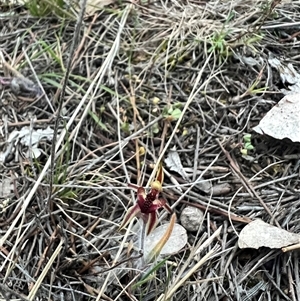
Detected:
[{"left": 1, "top": 0, "right": 300, "bottom": 300}]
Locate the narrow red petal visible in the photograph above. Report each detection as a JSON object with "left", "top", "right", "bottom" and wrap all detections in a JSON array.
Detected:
[
  {"left": 118, "top": 204, "right": 141, "bottom": 232},
  {"left": 137, "top": 187, "right": 146, "bottom": 197},
  {"left": 137, "top": 187, "right": 147, "bottom": 208},
  {"left": 146, "top": 211, "right": 158, "bottom": 235}
]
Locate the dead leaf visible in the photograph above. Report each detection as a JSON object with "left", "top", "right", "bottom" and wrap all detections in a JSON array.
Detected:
[
  {"left": 268, "top": 56, "right": 300, "bottom": 94},
  {"left": 253, "top": 94, "right": 300, "bottom": 142},
  {"left": 144, "top": 223, "right": 187, "bottom": 258},
  {"left": 238, "top": 219, "right": 300, "bottom": 249},
  {"left": 165, "top": 148, "right": 188, "bottom": 180},
  {"left": 7, "top": 126, "right": 54, "bottom": 158},
  {"left": 86, "top": 0, "right": 115, "bottom": 15},
  {"left": 0, "top": 178, "right": 13, "bottom": 198}
]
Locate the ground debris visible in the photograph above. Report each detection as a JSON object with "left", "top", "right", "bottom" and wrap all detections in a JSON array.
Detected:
[{"left": 1, "top": 0, "right": 300, "bottom": 300}]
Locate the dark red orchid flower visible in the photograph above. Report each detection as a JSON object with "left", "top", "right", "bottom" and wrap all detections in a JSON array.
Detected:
[{"left": 119, "top": 164, "right": 172, "bottom": 235}]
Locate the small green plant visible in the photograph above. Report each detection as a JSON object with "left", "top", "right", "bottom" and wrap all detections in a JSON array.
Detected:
[
  {"left": 240, "top": 134, "right": 254, "bottom": 155},
  {"left": 149, "top": 122, "right": 160, "bottom": 136},
  {"left": 259, "top": 0, "right": 278, "bottom": 19},
  {"left": 89, "top": 110, "right": 110, "bottom": 133},
  {"left": 131, "top": 257, "right": 169, "bottom": 290},
  {"left": 162, "top": 106, "right": 182, "bottom": 121},
  {"left": 24, "top": 0, "right": 74, "bottom": 18},
  {"left": 121, "top": 121, "right": 130, "bottom": 134},
  {"left": 247, "top": 79, "right": 268, "bottom": 95},
  {"left": 208, "top": 30, "right": 229, "bottom": 57},
  {"left": 207, "top": 11, "right": 236, "bottom": 63}
]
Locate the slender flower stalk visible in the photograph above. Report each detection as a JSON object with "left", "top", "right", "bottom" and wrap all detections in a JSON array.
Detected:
[{"left": 138, "top": 219, "right": 146, "bottom": 267}]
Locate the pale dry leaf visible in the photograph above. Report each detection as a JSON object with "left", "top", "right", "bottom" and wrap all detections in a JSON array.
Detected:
[
  {"left": 196, "top": 180, "right": 212, "bottom": 194},
  {"left": 253, "top": 93, "right": 300, "bottom": 142},
  {"left": 85, "top": 0, "right": 115, "bottom": 15},
  {"left": 169, "top": 175, "right": 182, "bottom": 192},
  {"left": 8, "top": 126, "right": 54, "bottom": 146},
  {"left": 234, "top": 53, "right": 263, "bottom": 67},
  {"left": 144, "top": 223, "right": 187, "bottom": 258},
  {"left": 0, "top": 178, "right": 13, "bottom": 198},
  {"left": 268, "top": 57, "right": 300, "bottom": 94},
  {"left": 238, "top": 219, "right": 300, "bottom": 249},
  {"left": 19, "top": 127, "right": 54, "bottom": 146},
  {"left": 3, "top": 0, "right": 22, "bottom": 5},
  {"left": 165, "top": 148, "right": 188, "bottom": 180},
  {"left": 7, "top": 126, "right": 54, "bottom": 158}
]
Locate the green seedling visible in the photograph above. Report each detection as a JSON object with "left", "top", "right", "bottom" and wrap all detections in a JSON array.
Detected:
[
  {"left": 24, "top": 0, "right": 75, "bottom": 18},
  {"left": 121, "top": 122, "right": 130, "bottom": 134},
  {"left": 240, "top": 134, "right": 254, "bottom": 155},
  {"left": 150, "top": 123, "right": 160, "bottom": 135},
  {"left": 207, "top": 11, "right": 235, "bottom": 63},
  {"left": 89, "top": 110, "right": 110, "bottom": 133},
  {"left": 241, "top": 72, "right": 268, "bottom": 97},
  {"left": 162, "top": 106, "right": 182, "bottom": 121},
  {"left": 131, "top": 257, "right": 169, "bottom": 289},
  {"left": 208, "top": 30, "right": 228, "bottom": 55}
]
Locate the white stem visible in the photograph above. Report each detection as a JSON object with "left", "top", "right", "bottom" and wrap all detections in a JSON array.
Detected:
[{"left": 138, "top": 218, "right": 146, "bottom": 268}]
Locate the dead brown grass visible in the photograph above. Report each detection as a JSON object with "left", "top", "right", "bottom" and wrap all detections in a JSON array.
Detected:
[{"left": 1, "top": 0, "right": 300, "bottom": 300}]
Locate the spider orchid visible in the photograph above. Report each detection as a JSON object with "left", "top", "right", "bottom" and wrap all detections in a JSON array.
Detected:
[{"left": 119, "top": 164, "right": 172, "bottom": 235}]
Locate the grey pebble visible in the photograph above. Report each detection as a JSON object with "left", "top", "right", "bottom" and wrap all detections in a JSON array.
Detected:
[{"left": 180, "top": 206, "right": 204, "bottom": 232}]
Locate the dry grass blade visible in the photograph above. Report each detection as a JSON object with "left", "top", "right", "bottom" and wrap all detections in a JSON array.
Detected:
[
  {"left": 146, "top": 51, "right": 213, "bottom": 187},
  {"left": 1, "top": 0, "right": 300, "bottom": 300},
  {"left": 158, "top": 227, "right": 223, "bottom": 300},
  {"left": 161, "top": 248, "right": 218, "bottom": 301},
  {"left": 27, "top": 239, "right": 64, "bottom": 301}
]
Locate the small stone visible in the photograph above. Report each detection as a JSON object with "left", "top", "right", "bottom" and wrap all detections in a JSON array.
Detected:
[
  {"left": 212, "top": 183, "right": 232, "bottom": 196},
  {"left": 180, "top": 206, "right": 204, "bottom": 232},
  {"left": 10, "top": 77, "right": 41, "bottom": 97}
]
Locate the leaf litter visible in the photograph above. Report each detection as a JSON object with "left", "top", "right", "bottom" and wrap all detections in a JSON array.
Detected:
[
  {"left": 165, "top": 148, "right": 189, "bottom": 180},
  {"left": 253, "top": 57, "right": 300, "bottom": 142},
  {"left": 238, "top": 219, "right": 300, "bottom": 250},
  {"left": 253, "top": 93, "right": 300, "bottom": 142},
  {"left": 144, "top": 223, "right": 187, "bottom": 259},
  {"left": 1, "top": 1, "right": 300, "bottom": 301},
  {"left": 0, "top": 126, "right": 54, "bottom": 161}
]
